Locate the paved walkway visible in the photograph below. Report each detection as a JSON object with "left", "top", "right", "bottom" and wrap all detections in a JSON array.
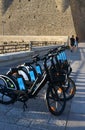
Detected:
[
  {"left": 66, "top": 42, "right": 85, "bottom": 130},
  {"left": 0, "top": 42, "right": 85, "bottom": 130}
]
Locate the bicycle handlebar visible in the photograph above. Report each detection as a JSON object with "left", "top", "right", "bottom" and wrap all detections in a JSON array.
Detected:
[{"left": 19, "top": 45, "right": 68, "bottom": 66}]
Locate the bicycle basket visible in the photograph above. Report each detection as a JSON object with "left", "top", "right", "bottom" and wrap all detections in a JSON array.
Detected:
[{"left": 49, "top": 67, "right": 66, "bottom": 84}]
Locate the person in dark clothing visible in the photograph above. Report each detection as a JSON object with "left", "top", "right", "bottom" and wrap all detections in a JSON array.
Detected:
[
  {"left": 75, "top": 36, "right": 79, "bottom": 47},
  {"left": 70, "top": 35, "right": 75, "bottom": 52}
]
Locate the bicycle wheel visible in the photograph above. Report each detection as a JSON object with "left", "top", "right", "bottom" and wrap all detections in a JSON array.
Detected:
[
  {"left": 46, "top": 85, "right": 66, "bottom": 116},
  {"left": 0, "top": 77, "right": 14, "bottom": 104},
  {"left": 63, "top": 77, "right": 76, "bottom": 100}
]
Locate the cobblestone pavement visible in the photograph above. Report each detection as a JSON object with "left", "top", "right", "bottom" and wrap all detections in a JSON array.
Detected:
[{"left": 0, "top": 43, "right": 85, "bottom": 130}]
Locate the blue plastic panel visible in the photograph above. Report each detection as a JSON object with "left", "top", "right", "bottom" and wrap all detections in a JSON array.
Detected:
[
  {"left": 36, "top": 65, "right": 42, "bottom": 74},
  {"left": 29, "top": 70, "right": 36, "bottom": 81},
  {"left": 17, "top": 77, "right": 25, "bottom": 90}
]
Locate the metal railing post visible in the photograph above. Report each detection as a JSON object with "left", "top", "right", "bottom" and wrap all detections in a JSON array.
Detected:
[{"left": 29, "top": 41, "right": 32, "bottom": 51}]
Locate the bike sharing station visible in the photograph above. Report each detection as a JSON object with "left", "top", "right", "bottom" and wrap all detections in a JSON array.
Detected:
[{"left": 0, "top": 36, "right": 76, "bottom": 116}]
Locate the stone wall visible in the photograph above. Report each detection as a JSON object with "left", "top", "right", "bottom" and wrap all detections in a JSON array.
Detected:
[
  {"left": 70, "top": 0, "right": 85, "bottom": 40},
  {"left": 0, "top": 0, "right": 85, "bottom": 40}
]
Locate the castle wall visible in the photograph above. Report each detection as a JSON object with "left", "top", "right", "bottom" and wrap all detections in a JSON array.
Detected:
[
  {"left": 70, "top": 0, "right": 85, "bottom": 40},
  {"left": 0, "top": 0, "right": 85, "bottom": 40}
]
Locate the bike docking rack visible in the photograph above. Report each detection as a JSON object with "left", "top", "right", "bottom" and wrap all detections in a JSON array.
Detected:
[{"left": 0, "top": 44, "right": 76, "bottom": 116}]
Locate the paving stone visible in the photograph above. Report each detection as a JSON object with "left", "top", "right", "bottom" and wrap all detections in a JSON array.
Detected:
[
  {"left": 30, "top": 119, "right": 65, "bottom": 130},
  {"left": 0, "top": 122, "right": 30, "bottom": 130},
  {"left": 17, "top": 118, "right": 31, "bottom": 127},
  {"left": 6, "top": 107, "right": 25, "bottom": 119},
  {"left": 23, "top": 111, "right": 51, "bottom": 120},
  {"left": 0, "top": 114, "right": 18, "bottom": 124},
  {"left": 0, "top": 104, "right": 12, "bottom": 114},
  {"left": 66, "top": 113, "right": 85, "bottom": 130},
  {"left": 70, "top": 96, "right": 85, "bottom": 114}
]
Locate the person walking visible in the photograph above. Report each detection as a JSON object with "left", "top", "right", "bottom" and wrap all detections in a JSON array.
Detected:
[
  {"left": 75, "top": 35, "right": 79, "bottom": 48},
  {"left": 70, "top": 35, "right": 75, "bottom": 52}
]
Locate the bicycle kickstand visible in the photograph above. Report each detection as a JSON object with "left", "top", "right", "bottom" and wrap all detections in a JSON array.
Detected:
[{"left": 23, "top": 102, "right": 28, "bottom": 111}]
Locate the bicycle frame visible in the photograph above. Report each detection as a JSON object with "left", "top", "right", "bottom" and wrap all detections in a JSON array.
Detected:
[{"left": 18, "top": 57, "right": 54, "bottom": 98}]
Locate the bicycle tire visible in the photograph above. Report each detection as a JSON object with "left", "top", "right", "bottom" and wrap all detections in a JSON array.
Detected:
[
  {"left": 46, "top": 85, "right": 66, "bottom": 116},
  {"left": 0, "top": 77, "right": 15, "bottom": 104},
  {"left": 63, "top": 77, "right": 76, "bottom": 100}
]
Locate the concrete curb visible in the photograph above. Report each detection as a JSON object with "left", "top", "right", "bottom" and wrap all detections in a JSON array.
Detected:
[{"left": 0, "top": 45, "right": 57, "bottom": 67}]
